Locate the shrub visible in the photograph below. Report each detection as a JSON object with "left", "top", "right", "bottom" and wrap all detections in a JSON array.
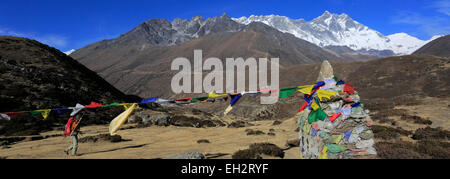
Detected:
[
  {"left": 197, "top": 139, "right": 210, "bottom": 144},
  {"left": 246, "top": 129, "right": 265, "bottom": 135},
  {"left": 372, "top": 125, "right": 412, "bottom": 140},
  {"left": 232, "top": 143, "right": 285, "bottom": 159},
  {"left": 412, "top": 127, "right": 450, "bottom": 140},
  {"left": 400, "top": 115, "right": 432, "bottom": 125}
]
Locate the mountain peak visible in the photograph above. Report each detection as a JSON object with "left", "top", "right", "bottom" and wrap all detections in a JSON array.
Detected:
[
  {"left": 64, "top": 49, "right": 76, "bottom": 55},
  {"left": 221, "top": 13, "right": 230, "bottom": 19},
  {"left": 232, "top": 13, "right": 428, "bottom": 55},
  {"left": 192, "top": 15, "right": 204, "bottom": 22}
]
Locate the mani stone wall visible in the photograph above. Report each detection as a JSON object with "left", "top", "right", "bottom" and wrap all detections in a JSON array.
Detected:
[{"left": 298, "top": 61, "right": 377, "bottom": 159}]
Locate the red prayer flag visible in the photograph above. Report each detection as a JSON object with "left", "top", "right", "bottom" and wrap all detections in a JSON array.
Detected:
[
  {"left": 84, "top": 102, "right": 103, "bottom": 108},
  {"left": 329, "top": 112, "right": 342, "bottom": 122},
  {"left": 298, "top": 102, "right": 308, "bottom": 112},
  {"left": 343, "top": 83, "right": 355, "bottom": 94},
  {"left": 3, "top": 112, "right": 25, "bottom": 117},
  {"left": 175, "top": 97, "right": 192, "bottom": 102}
]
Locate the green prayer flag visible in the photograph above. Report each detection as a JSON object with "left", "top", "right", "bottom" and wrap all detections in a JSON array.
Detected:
[
  {"left": 318, "top": 131, "right": 331, "bottom": 140},
  {"left": 308, "top": 99, "right": 327, "bottom": 124},
  {"left": 325, "top": 143, "right": 346, "bottom": 153},
  {"left": 279, "top": 88, "right": 297, "bottom": 99},
  {"left": 280, "top": 87, "right": 298, "bottom": 91},
  {"left": 191, "top": 96, "right": 209, "bottom": 103},
  {"left": 102, "top": 102, "right": 120, "bottom": 108},
  {"left": 333, "top": 76, "right": 339, "bottom": 82}
]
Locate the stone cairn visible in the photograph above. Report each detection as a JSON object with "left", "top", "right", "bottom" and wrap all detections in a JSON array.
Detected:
[{"left": 298, "top": 61, "right": 377, "bottom": 159}]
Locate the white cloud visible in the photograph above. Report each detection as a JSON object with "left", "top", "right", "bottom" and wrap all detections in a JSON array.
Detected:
[
  {"left": 430, "top": 0, "right": 450, "bottom": 16},
  {"left": 391, "top": 5, "right": 450, "bottom": 38}
]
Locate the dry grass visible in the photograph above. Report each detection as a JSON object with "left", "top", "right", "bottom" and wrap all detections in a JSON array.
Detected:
[
  {"left": 0, "top": 117, "right": 299, "bottom": 159},
  {"left": 375, "top": 140, "right": 450, "bottom": 159}
]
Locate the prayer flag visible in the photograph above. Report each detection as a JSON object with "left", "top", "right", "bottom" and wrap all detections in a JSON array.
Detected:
[{"left": 109, "top": 103, "right": 137, "bottom": 135}]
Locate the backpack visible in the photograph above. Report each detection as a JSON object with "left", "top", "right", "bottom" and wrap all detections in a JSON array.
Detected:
[{"left": 64, "top": 117, "right": 74, "bottom": 136}]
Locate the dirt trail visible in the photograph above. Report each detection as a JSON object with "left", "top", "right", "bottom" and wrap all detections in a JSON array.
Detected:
[{"left": 0, "top": 117, "right": 300, "bottom": 159}]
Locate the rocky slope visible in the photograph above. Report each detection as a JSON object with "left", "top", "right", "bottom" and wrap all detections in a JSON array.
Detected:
[
  {"left": 413, "top": 35, "right": 450, "bottom": 57},
  {"left": 0, "top": 36, "right": 140, "bottom": 135},
  {"left": 71, "top": 16, "right": 345, "bottom": 98}
]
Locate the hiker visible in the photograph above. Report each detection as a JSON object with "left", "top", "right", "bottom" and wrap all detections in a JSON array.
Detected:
[{"left": 64, "top": 112, "right": 83, "bottom": 156}]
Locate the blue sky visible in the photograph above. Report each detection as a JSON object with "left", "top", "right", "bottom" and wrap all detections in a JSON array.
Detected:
[{"left": 0, "top": 0, "right": 449, "bottom": 52}]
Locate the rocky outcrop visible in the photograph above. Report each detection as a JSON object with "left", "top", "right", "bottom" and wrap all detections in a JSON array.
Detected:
[{"left": 129, "top": 108, "right": 226, "bottom": 128}]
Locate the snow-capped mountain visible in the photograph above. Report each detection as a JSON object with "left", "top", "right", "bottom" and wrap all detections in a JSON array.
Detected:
[
  {"left": 232, "top": 11, "right": 439, "bottom": 55},
  {"left": 64, "top": 49, "right": 76, "bottom": 55}
]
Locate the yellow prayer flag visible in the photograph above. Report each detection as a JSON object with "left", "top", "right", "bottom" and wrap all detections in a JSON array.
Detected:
[
  {"left": 331, "top": 135, "right": 343, "bottom": 144},
  {"left": 317, "top": 90, "right": 338, "bottom": 101},
  {"left": 208, "top": 92, "right": 228, "bottom": 98},
  {"left": 297, "top": 85, "right": 315, "bottom": 95},
  {"left": 109, "top": 103, "right": 137, "bottom": 136},
  {"left": 36, "top": 109, "right": 51, "bottom": 120},
  {"left": 319, "top": 146, "right": 328, "bottom": 159},
  {"left": 303, "top": 122, "right": 311, "bottom": 135},
  {"left": 311, "top": 100, "right": 320, "bottom": 111},
  {"left": 119, "top": 103, "right": 134, "bottom": 110}
]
